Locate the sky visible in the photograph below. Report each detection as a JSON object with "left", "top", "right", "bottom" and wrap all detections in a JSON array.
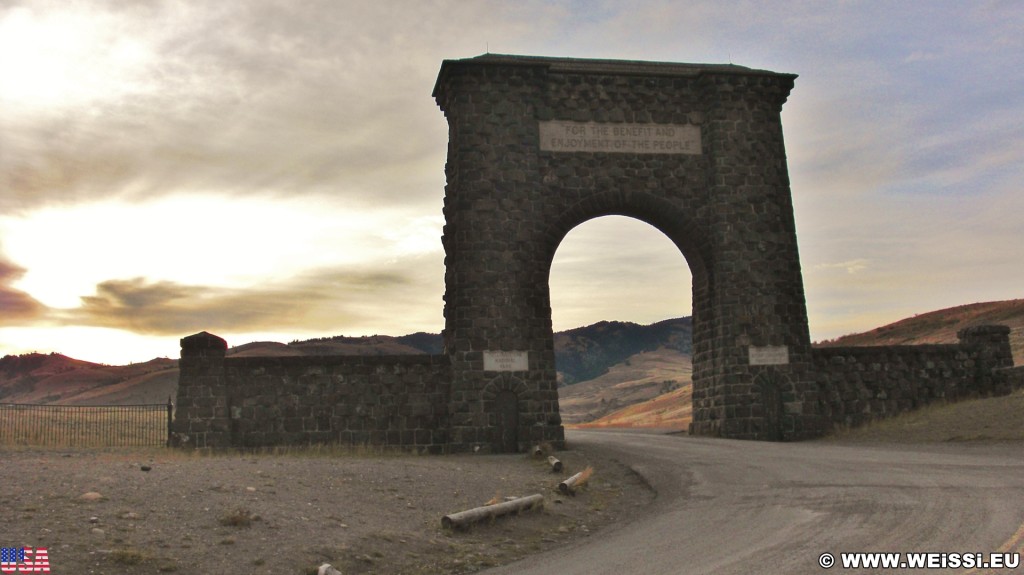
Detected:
[{"left": 1, "top": 1, "right": 1022, "bottom": 365}]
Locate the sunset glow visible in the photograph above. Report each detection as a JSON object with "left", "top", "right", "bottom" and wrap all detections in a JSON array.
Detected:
[{"left": 1, "top": 1, "right": 1022, "bottom": 364}]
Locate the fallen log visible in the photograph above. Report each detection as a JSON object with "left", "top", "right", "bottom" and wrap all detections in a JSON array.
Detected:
[
  {"left": 532, "top": 444, "right": 544, "bottom": 457},
  {"left": 442, "top": 493, "right": 544, "bottom": 530},
  {"left": 547, "top": 455, "right": 563, "bottom": 472},
  {"left": 558, "top": 466, "right": 593, "bottom": 495}
]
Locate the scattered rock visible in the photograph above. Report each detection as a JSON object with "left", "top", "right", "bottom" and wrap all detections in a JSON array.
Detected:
[
  {"left": 246, "top": 486, "right": 256, "bottom": 492},
  {"left": 318, "top": 564, "right": 342, "bottom": 575},
  {"left": 121, "top": 512, "right": 139, "bottom": 520},
  {"left": 90, "top": 527, "right": 105, "bottom": 536},
  {"left": 141, "top": 465, "right": 152, "bottom": 472},
  {"left": 79, "top": 492, "right": 103, "bottom": 502},
  {"left": 89, "top": 516, "right": 99, "bottom": 524}
]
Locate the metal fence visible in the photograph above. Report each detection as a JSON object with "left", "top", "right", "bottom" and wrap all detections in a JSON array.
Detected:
[{"left": 0, "top": 400, "right": 173, "bottom": 447}]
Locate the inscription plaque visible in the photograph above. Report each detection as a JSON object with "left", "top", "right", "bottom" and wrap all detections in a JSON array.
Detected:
[
  {"left": 748, "top": 345, "right": 790, "bottom": 366},
  {"left": 484, "top": 350, "right": 529, "bottom": 372},
  {"left": 539, "top": 121, "right": 701, "bottom": 155}
]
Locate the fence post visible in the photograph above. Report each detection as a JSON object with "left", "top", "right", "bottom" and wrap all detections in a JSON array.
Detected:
[{"left": 166, "top": 396, "right": 174, "bottom": 447}]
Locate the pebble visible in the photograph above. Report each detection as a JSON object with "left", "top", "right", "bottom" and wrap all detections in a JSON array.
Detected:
[
  {"left": 79, "top": 492, "right": 103, "bottom": 502},
  {"left": 89, "top": 516, "right": 99, "bottom": 524},
  {"left": 90, "top": 528, "right": 105, "bottom": 536}
]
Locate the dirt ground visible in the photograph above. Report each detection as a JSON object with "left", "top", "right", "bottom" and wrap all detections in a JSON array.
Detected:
[
  {"left": 6, "top": 389, "right": 1021, "bottom": 574},
  {"left": 0, "top": 442, "right": 653, "bottom": 574}
]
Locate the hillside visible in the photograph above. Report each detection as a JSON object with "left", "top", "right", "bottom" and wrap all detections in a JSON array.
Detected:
[
  {"left": 231, "top": 332, "right": 442, "bottom": 357},
  {"left": 9, "top": 299, "right": 1018, "bottom": 415},
  {"left": 558, "top": 348, "right": 691, "bottom": 424},
  {"left": 575, "top": 384, "right": 693, "bottom": 430},
  {"left": 0, "top": 353, "right": 177, "bottom": 405},
  {"left": 0, "top": 320, "right": 692, "bottom": 406},
  {"left": 554, "top": 318, "right": 692, "bottom": 385},
  {"left": 817, "top": 299, "right": 1024, "bottom": 364},
  {"left": 581, "top": 298, "right": 1024, "bottom": 430}
]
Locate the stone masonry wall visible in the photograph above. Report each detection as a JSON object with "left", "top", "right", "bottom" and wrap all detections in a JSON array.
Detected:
[
  {"left": 814, "top": 325, "right": 1016, "bottom": 429},
  {"left": 173, "top": 332, "right": 452, "bottom": 453},
  {"left": 434, "top": 54, "right": 822, "bottom": 445}
]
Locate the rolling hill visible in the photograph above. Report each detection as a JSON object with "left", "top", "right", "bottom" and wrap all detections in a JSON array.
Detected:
[
  {"left": 4, "top": 299, "right": 1020, "bottom": 427},
  {"left": 581, "top": 298, "right": 1024, "bottom": 430},
  {"left": 0, "top": 320, "right": 692, "bottom": 406},
  {"left": 0, "top": 353, "right": 177, "bottom": 405},
  {"left": 817, "top": 299, "right": 1024, "bottom": 364}
]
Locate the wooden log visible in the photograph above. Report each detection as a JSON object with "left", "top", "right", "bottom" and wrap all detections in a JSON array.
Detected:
[
  {"left": 442, "top": 493, "right": 544, "bottom": 530},
  {"left": 547, "top": 455, "right": 563, "bottom": 472},
  {"left": 558, "top": 471, "right": 584, "bottom": 495},
  {"left": 532, "top": 444, "right": 544, "bottom": 457}
]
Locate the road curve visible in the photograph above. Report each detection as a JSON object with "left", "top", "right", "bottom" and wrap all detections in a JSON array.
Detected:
[{"left": 484, "top": 430, "right": 1024, "bottom": 575}]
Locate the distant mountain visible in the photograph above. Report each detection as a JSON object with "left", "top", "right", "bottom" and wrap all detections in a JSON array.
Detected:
[
  {"left": 247, "top": 320, "right": 693, "bottom": 388},
  {"left": 554, "top": 317, "right": 692, "bottom": 385},
  {"left": 229, "top": 333, "right": 440, "bottom": 357},
  {"left": 0, "top": 319, "right": 692, "bottom": 405},
  {"left": 5, "top": 300, "right": 1020, "bottom": 427}
]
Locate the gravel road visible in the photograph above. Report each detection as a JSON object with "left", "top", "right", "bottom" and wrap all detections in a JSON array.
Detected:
[{"left": 484, "top": 430, "right": 1024, "bottom": 575}]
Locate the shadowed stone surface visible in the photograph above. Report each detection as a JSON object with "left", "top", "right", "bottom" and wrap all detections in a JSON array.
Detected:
[
  {"left": 434, "top": 54, "right": 819, "bottom": 444},
  {"left": 172, "top": 55, "right": 1019, "bottom": 452}
]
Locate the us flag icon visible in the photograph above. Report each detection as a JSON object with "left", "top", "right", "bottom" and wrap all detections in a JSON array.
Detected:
[{"left": 0, "top": 547, "right": 50, "bottom": 573}]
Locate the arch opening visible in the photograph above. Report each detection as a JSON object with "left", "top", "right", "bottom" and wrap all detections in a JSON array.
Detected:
[{"left": 549, "top": 215, "right": 695, "bottom": 430}]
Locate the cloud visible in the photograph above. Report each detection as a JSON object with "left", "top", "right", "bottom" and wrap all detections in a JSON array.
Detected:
[
  {"left": 903, "top": 50, "right": 939, "bottom": 63},
  {"left": 65, "top": 266, "right": 432, "bottom": 336},
  {"left": 0, "top": 0, "right": 577, "bottom": 215},
  {"left": 815, "top": 259, "right": 870, "bottom": 275},
  {"left": 2, "top": 0, "right": 1024, "bottom": 361},
  {"left": 0, "top": 257, "right": 45, "bottom": 324}
]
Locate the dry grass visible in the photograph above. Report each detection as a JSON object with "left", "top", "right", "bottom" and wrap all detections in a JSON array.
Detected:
[
  {"left": 572, "top": 383, "right": 692, "bottom": 430},
  {"left": 218, "top": 507, "right": 260, "bottom": 527},
  {"left": 559, "top": 348, "right": 692, "bottom": 425},
  {"left": 817, "top": 299, "right": 1024, "bottom": 365},
  {"left": 110, "top": 548, "right": 150, "bottom": 565},
  {"left": 826, "top": 388, "right": 1024, "bottom": 443},
  {"left": 0, "top": 404, "right": 167, "bottom": 447}
]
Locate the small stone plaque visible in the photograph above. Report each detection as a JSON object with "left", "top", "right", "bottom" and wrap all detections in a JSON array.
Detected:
[
  {"left": 748, "top": 345, "right": 789, "bottom": 366},
  {"left": 484, "top": 350, "right": 529, "bottom": 372},
  {"left": 539, "top": 121, "right": 701, "bottom": 155}
]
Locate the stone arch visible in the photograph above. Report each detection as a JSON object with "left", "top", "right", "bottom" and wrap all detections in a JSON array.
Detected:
[{"left": 434, "top": 54, "right": 825, "bottom": 451}]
